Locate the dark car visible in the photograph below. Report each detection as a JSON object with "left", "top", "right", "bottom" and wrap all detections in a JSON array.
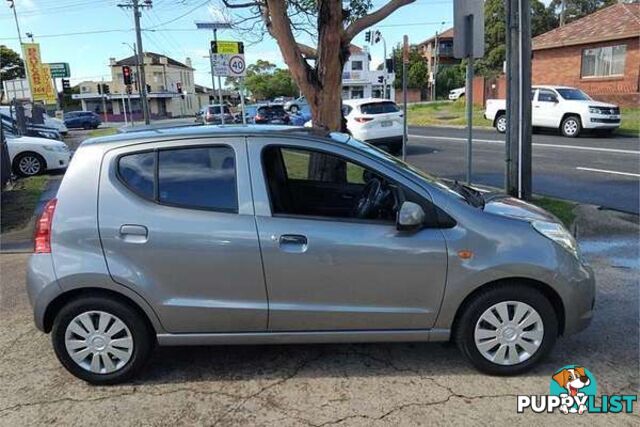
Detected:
[
  {"left": 1, "top": 114, "right": 62, "bottom": 140},
  {"left": 64, "top": 111, "right": 102, "bottom": 130},
  {"left": 254, "top": 105, "right": 290, "bottom": 125}
]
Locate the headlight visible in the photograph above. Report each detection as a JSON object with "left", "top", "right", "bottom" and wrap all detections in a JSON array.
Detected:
[
  {"left": 531, "top": 220, "right": 580, "bottom": 259},
  {"left": 588, "top": 107, "right": 601, "bottom": 114},
  {"left": 42, "top": 144, "right": 67, "bottom": 152}
]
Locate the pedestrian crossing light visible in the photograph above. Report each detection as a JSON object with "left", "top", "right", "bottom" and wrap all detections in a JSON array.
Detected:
[
  {"left": 122, "top": 66, "right": 133, "bottom": 85},
  {"left": 103, "top": 84, "right": 110, "bottom": 95},
  {"left": 365, "top": 30, "right": 371, "bottom": 43}
]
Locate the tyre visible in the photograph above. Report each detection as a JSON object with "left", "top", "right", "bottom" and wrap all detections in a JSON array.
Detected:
[
  {"left": 455, "top": 284, "right": 558, "bottom": 375},
  {"left": 82, "top": 122, "right": 92, "bottom": 130},
  {"left": 289, "top": 105, "right": 299, "bottom": 114},
  {"left": 561, "top": 115, "right": 581, "bottom": 138},
  {"left": 52, "top": 296, "right": 153, "bottom": 384},
  {"left": 13, "top": 152, "right": 45, "bottom": 177},
  {"left": 495, "top": 113, "right": 507, "bottom": 134}
]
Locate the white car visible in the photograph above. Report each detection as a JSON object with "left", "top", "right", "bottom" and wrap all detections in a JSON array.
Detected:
[
  {"left": 448, "top": 87, "right": 465, "bottom": 100},
  {"left": 5, "top": 131, "right": 71, "bottom": 177},
  {"left": 342, "top": 98, "right": 404, "bottom": 155},
  {"left": 44, "top": 116, "right": 68, "bottom": 135},
  {"left": 485, "top": 86, "right": 621, "bottom": 137}
]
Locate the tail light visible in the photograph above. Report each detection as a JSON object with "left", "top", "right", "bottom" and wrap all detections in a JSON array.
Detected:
[
  {"left": 354, "top": 117, "right": 373, "bottom": 123},
  {"left": 255, "top": 114, "right": 265, "bottom": 121},
  {"left": 34, "top": 198, "right": 57, "bottom": 253}
]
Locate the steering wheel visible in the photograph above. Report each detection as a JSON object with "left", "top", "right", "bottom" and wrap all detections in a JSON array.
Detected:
[{"left": 353, "top": 178, "right": 384, "bottom": 219}]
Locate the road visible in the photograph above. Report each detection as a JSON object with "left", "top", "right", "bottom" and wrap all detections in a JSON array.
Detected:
[{"left": 407, "top": 126, "right": 640, "bottom": 214}]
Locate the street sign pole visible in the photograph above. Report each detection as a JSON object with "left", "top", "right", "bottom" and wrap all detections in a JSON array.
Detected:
[
  {"left": 402, "top": 35, "right": 409, "bottom": 161},
  {"left": 465, "top": 14, "right": 474, "bottom": 185},
  {"left": 213, "top": 29, "right": 225, "bottom": 124},
  {"left": 240, "top": 78, "right": 247, "bottom": 125}
]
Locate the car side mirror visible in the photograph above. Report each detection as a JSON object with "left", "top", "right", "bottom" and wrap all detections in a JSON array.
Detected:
[{"left": 397, "top": 201, "right": 426, "bottom": 231}]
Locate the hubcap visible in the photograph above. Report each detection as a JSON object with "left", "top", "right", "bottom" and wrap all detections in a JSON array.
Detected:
[
  {"left": 497, "top": 117, "right": 507, "bottom": 132},
  {"left": 474, "top": 301, "right": 544, "bottom": 366},
  {"left": 64, "top": 311, "right": 134, "bottom": 374},
  {"left": 18, "top": 156, "right": 41, "bottom": 175},
  {"left": 564, "top": 120, "right": 578, "bottom": 135}
]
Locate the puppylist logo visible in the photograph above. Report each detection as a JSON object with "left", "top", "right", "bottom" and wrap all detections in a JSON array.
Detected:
[{"left": 517, "top": 365, "right": 637, "bottom": 414}]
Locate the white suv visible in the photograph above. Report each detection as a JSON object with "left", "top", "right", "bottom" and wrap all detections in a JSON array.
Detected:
[
  {"left": 343, "top": 98, "right": 404, "bottom": 155},
  {"left": 485, "top": 86, "right": 621, "bottom": 137}
]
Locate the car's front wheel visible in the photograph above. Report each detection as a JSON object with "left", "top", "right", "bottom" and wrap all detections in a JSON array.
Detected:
[
  {"left": 52, "top": 296, "right": 153, "bottom": 384},
  {"left": 455, "top": 284, "right": 558, "bottom": 375},
  {"left": 13, "top": 152, "right": 45, "bottom": 177},
  {"left": 561, "top": 115, "right": 581, "bottom": 137},
  {"left": 289, "top": 105, "right": 299, "bottom": 114},
  {"left": 495, "top": 113, "right": 507, "bottom": 133}
]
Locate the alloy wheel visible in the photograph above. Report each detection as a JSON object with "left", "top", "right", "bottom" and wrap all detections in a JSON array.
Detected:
[
  {"left": 563, "top": 119, "right": 578, "bottom": 136},
  {"left": 496, "top": 116, "right": 507, "bottom": 133},
  {"left": 474, "top": 301, "right": 544, "bottom": 366},
  {"left": 18, "top": 155, "right": 42, "bottom": 176},
  {"left": 64, "top": 311, "right": 134, "bottom": 374}
]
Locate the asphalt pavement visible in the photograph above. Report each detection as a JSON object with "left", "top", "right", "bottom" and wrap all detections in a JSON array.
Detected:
[{"left": 407, "top": 126, "right": 640, "bottom": 214}]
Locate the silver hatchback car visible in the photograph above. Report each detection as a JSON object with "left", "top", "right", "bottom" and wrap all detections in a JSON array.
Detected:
[{"left": 27, "top": 126, "right": 595, "bottom": 384}]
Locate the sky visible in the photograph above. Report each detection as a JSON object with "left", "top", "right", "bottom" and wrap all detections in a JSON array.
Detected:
[{"left": 0, "top": 0, "right": 454, "bottom": 87}]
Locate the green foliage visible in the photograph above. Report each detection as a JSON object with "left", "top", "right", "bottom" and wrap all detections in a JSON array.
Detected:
[
  {"left": 391, "top": 45, "right": 429, "bottom": 89},
  {"left": 435, "top": 64, "right": 465, "bottom": 99},
  {"left": 226, "top": 60, "right": 298, "bottom": 101},
  {"left": 549, "top": 0, "right": 616, "bottom": 24},
  {"left": 0, "top": 45, "right": 25, "bottom": 82}
]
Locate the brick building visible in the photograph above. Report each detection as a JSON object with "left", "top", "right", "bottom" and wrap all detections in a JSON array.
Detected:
[
  {"left": 531, "top": 3, "right": 640, "bottom": 107},
  {"left": 417, "top": 27, "right": 460, "bottom": 100}
]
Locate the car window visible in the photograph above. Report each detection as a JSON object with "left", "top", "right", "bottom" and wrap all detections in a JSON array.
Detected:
[
  {"left": 158, "top": 146, "right": 237, "bottom": 212},
  {"left": 360, "top": 102, "right": 399, "bottom": 114},
  {"left": 263, "top": 146, "right": 408, "bottom": 222},
  {"left": 538, "top": 90, "right": 558, "bottom": 102},
  {"left": 118, "top": 152, "right": 155, "bottom": 199},
  {"left": 342, "top": 105, "right": 353, "bottom": 116}
]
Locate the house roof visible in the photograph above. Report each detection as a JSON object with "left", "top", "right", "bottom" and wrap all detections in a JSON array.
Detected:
[
  {"left": 349, "top": 44, "right": 364, "bottom": 54},
  {"left": 114, "top": 52, "right": 193, "bottom": 69},
  {"left": 533, "top": 3, "right": 640, "bottom": 51},
  {"left": 419, "top": 27, "right": 454, "bottom": 46}
]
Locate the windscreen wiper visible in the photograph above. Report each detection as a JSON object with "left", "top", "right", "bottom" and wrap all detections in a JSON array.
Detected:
[{"left": 452, "top": 180, "right": 485, "bottom": 208}]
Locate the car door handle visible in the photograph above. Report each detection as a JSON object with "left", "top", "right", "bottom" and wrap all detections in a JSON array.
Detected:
[
  {"left": 278, "top": 234, "right": 308, "bottom": 253},
  {"left": 119, "top": 224, "right": 148, "bottom": 243}
]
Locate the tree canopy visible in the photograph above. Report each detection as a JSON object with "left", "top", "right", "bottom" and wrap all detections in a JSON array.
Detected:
[
  {"left": 0, "top": 45, "right": 25, "bottom": 82},
  {"left": 227, "top": 60, "right": 298, "bottom": 101}
]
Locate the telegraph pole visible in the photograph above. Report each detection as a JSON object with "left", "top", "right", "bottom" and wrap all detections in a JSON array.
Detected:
[{"left": 118, "top": 0, "right": 151, "bottom": 125}]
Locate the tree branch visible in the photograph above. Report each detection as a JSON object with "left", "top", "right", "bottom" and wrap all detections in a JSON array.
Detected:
[
  {"left": 297, "top": 43, "right": 317, "bottom": 59},
  {"left": 220, "top": 0, "right": 260, "bottom": 9},
  {"left": 344, "top": 0, "right": 416, "bottom": 42}
]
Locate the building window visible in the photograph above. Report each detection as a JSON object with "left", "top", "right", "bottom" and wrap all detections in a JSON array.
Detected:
[
  {"left": 351, "top": 88, "right": 364, "bottom": 99},
  {"left": 351, "top": 60, "right": 363, "bottom": 71},
  {"left": 581, "top": 45, "right": 626, "bottom": 78}
]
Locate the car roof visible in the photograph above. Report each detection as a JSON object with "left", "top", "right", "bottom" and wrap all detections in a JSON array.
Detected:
[
  {"left": 83, "top": 124, "right": 318, "bottom": 147},
  {"left": 343, "top": 98, "right": 396, "bottom": 106},
  {"left": 533, "top": 85, "right": 577, "bottom": 90}
]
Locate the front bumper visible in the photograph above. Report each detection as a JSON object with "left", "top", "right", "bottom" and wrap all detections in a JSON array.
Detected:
[
  {"left": 43, "top": 151, "right": 71, "bottom": 171},
  {"left": 560, "top": 259, "right": 596, "bottom": 336},
  {"left": 583, "top": 114, "right": 620, "bottom": 130}
]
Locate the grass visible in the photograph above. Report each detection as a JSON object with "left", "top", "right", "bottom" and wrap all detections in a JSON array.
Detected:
[
  {"left": 618, "top": 107, "right": 639, "bottom": 136},
  {"left": 88, "top": 127, "right": 118, "bottom": 138},
  {"left": 282, "top": 149, "right": 365, "bottom": 183},
  {"left": 407, "top": 100, "right": 488, "bottom": 128},
  {"left": 532, "top": 197, "right": 577, "bottom": 228},
  {"left": 1, "top": 176, "right": 49, "bottom": 233}
]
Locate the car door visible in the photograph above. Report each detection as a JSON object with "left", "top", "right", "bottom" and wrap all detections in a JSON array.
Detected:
[
  {"left": 99, "top": 137, "right": 268, "bottom": 333},
  {"left": 248, "top": 137, "right": 448, "bottom": 331},
  {"left": 533, "top": 89, "right": 562, "bottom": 128}
]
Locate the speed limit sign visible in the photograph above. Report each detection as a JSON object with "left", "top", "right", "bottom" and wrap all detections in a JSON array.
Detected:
[{"left": 228, "top": 54, "right": 246, "bottom": 77}]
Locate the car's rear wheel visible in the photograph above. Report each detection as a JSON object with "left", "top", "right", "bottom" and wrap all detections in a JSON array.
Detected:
[
  {"left": 82, "top": 122, "right": 92, "bottom": 130},
  {"left": 52, "top": 296, "right": 153, "bottom": 384},
  {"left": 455, "top": 284, "right": 558, "bottom": 375},
  {"left": 13, "top": 152, "right": 45, "bottom": 177},
  {"left": 289, "top": 105, "right": 299, "bottom": 114},
  {"left": 495, "top": 113, "right": 507, "bottom": 133},
  {"left": 561, "top": 115, "right": 581, "bottom": 137}
]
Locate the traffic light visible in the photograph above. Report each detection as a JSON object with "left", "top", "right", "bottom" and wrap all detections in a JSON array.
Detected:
[
  {"left": 122, "top": 66, "right": 132, "bottom": 85},
  {"left": 385, "top": 58, "right": 394, "bottom": 73},
  {"left": 62, "top": 79, "right": 71, "bottom": 93},
  {"left": 145, "top": 84, "right": 151, "bottom": 94},
  {"left": 374, "top": 30, "right": 382, "bottom": 44},
  {"left": 176, "top": 82, "right": 182, "bottom": 93},
  {"left": 97, "top": 83, "right": 102, "bottom": 94},
  {"left": 125, "top": 85, "right": 132, "bottom": 95},
  {"left": 364, "top": 30, "right": 371, "bottom": 44},
  {"left": 103, "top": 84, "right": 110, "bottom": 95}
]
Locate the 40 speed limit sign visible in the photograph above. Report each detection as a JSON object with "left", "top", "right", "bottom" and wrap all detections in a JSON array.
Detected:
[
  {"left": 228, "top": 54, "right": 246, "bottom": 77},
  {"left": 211, "top": 53, "right": 246, "bottom": 77}
]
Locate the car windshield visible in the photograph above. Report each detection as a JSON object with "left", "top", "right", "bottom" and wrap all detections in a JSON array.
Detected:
[
  {"left": 556, "top": 88, "right": 591, "bottom": 101},
  {"left": 258, "top": 106, "right": 285, "bottom": 115},
  {"left": 360, "top": 102, "right": 399, "bottom": 114},
  {"left": 331, "top": 133, "right": 484, "bottom": 207}
]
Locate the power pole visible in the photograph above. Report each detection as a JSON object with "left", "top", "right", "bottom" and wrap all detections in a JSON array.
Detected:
[
  {"left": 505, "top": 0, "right": 532, "bottom": 199},
  {"left": 7, "top": 0, "right": 23, "bottom": 45},
  {"left": 118, "top": 0, "right": 151, "bottom": 125}
]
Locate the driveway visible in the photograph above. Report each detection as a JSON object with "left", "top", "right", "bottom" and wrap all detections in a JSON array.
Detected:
[{"left": 0, "top": 213, "right": 637, "bottom": 425}]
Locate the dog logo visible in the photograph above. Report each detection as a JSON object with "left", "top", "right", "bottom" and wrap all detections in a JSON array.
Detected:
[{"left": 550, "top": 365, "right": 597, "bottom": 414}]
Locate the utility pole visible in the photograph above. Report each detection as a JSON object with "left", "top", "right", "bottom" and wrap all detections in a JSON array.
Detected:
[
  {"left": 505, "top": 0, "right": 532, "bottom": 199},
  {"left": 118, "top": 0, "right": 151, "bottom": 125},
  {"left": 7, "top": 0, "right": 23, "bottom": 45},
  {"left": 432, "top": 31, "right": 438, "bottom": 101}
]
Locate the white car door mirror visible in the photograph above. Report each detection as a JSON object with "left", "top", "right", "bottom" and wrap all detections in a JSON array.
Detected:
[{"left": 397, "top": 201, "right": 426, "bottom": 231}]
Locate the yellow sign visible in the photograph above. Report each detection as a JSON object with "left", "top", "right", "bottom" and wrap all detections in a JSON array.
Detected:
[
  {"left": 211, "top": 40, "right": 244, "bottom": 54},
  {"left": 22, "top": 43, "right": 57, "bottom": 105}
]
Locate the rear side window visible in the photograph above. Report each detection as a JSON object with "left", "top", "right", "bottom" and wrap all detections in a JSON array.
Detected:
[
  {"left": 360, "top": 102, "right": 399, "bottom": 114},
  {"left": 158, "top": 146, "right": 237, "bottom": 212},
  {"left": 118, "top": 152, "right": 155, "bottom": 199}
]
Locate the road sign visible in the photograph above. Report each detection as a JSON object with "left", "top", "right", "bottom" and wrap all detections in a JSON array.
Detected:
[
  {"left": 211, "top": 53, "right": 246, "bottom": 77},
  {"left": 47, "top": 62, "right": 70, "bottom": 78},
  {"left": 211, "top": 40, "right": 244, "bottom": 54},
  {"left": 453, "top": 0, "right": 485, "bottom": 59}
]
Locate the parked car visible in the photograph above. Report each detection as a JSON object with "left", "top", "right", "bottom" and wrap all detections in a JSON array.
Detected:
[
  {"left": 1, "top": 113, "right": 62, "bottom": 140},
  {"left": 342, "top": 98, "right": 404, "bottom": 155},
  {"left": 45, "top": 115, "right": 68, "bottom": 135},
  {"left": 448, "top": 87, "right": 465, "bottom": 101},
  {"left": 4, "top": 129, "right": 71, "bottom": 176},
  {"left": 485, "top": 86, "right": 620, "bottom": 137},
  {"left": 27, "top": 125, "right": 594, "bottom": 384},
  {"left": 64, "top": 111, "right": 102, "bottom": 130},
  {"left": 254, "top": 105, "right": 290, "bottom": 125},
  {"left": 240, "top": 104, "right": 259, "bottom": 124},
  {"left": 197, "top": 104, "right": 234, "bottom": 125},
  {"left": 284, "top": 96, "right": 309, "bottom": 114}
]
